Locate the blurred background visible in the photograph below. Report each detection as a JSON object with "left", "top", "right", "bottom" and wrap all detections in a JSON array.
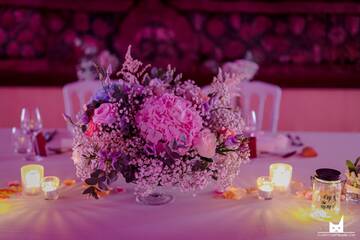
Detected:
[{"left": 0, "top": 0, "right": 359, "bottom": 131}]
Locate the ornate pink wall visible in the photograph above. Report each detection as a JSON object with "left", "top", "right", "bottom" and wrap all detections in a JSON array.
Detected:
[{"left": 0, "top": 0, "right": 359, "bottom": 87}]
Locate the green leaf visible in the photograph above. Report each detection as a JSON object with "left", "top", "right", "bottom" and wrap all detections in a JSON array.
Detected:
[
  {"left": 355, "top": 157, "right": 360, "bottom": 167},
  {"left": 92, "top": 191, "right": 99, "bottom": 199},
  {"left": 200, "top": 156, "right": 213, "bottom": 162},
  {"left": 98, "top": 175, "right": 106, "bottom": 182},
  {"left": 91, "top": 169, "right": 103, "bottom": 178},
  {"left": 346, "top": 160, "right": 357, "bottom": 176},
  {"left": 107, "top": 170, "right": 118, "bottom": 184},
  {"left": 85, "top": 178, "right": 98, "bottom": 186},
  {"left": 82, "top": 186, "right": 95, "bottom": 195},
  {"left": 98, "top": 182, "right": 108, "bottom": 191},
  {"left": 216, "top": 151, "right": 226, "bottom": 156}
]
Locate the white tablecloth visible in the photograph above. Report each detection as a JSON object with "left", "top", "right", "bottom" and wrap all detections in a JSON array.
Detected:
[{"left": 0, "top": 129, "right": 359, "bottom": 240}]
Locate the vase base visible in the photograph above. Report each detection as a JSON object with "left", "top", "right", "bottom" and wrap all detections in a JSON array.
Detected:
[{"left": 136, "top": 192, "right": 174, "bottom": 206}]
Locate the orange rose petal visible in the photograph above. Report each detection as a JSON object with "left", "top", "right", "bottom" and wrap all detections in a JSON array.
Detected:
[
  {"left": 223, "top": 191, "right": 237, "bottom": 200},
  {"left": 97, "top": 190, "right": 110, "bottom": 197},
  {"left": 0, "top": 194, "right": 9, "bottom": 199},
  {"left": 304, "top": 191, "right": 313, "bottom": 200},
  {"left": 222, "top": 187, "right": 246, "bottom": 200},
  {"left": 0, "top": 189, "right": 16, "bottom": 195},
  {"left": 8, "top": 186, "right": 22, "bottom": 193},
  {"left": 300, "top": 146, "right": 318, "bottom": 157},
  {"left": 295, "top": 191, "right": 305, "bottom": 198},
  {"left": 246, "top": 187, "right": 258, "bottom": 194},
  {"left": 63, "top": 179, "right": 76, "bottom": 186}
]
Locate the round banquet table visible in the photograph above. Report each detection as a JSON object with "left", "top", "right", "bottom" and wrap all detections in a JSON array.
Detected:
[{"left": 0, "top": 129, "right": 359, "bottom": 240}]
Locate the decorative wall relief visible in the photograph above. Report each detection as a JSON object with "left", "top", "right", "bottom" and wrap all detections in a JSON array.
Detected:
[{"left": 0, "top": 0, "right": 359, "bottom": 87}]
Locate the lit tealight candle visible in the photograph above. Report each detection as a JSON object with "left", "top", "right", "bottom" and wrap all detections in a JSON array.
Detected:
[
  {"left": 257, "top": 176, "right": 273, "bottom": 200},
  {"left": 41, "top": 176, "right": 60, "bottom": 200},
  {"left": 21, "top": 164, "right": 44, "bottom": 195},
  {"left": 269, "top": 163, "right": 293, "bottom": 192}
]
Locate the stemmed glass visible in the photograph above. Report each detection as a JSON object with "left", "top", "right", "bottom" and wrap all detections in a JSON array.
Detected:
[
  {"left": 244, "top": 110, "right": 257, "bottom": 158},
  {"left": 20, "top": 108, "right": 43, "bottom": 161},
  {"left": 245, "top": 110, "right": 257, "bottom": 135}
]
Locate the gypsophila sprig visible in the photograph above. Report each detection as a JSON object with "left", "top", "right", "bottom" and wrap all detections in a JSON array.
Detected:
[{"left": 67, "top": 46, "right": 249, "bottom": 199}]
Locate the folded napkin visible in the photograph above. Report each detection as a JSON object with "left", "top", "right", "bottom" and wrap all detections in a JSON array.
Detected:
[{"left": 257, "top": 133, "right": 290, "bottom": 153}]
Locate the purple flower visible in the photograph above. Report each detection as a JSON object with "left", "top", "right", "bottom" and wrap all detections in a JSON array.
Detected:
[
  {"left": 92, "top": 83, "right": 120, "bottom": 102},
  {"left": 144, "top": 143, "right": 156, "bottom": 155},
  {"left": 98, "top": 151, "right": 122, "bottom": 169},
  {"left": 224, "top": 135, "right": 238, "bottom": 147},
  {"left": 92, "top": 88, "right": 110, "bottom": 102}
]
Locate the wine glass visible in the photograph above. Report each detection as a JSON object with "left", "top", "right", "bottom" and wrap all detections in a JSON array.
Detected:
[
  {"left": 244, "top": 110, "right": 257, "bottom": 135},
  {"left": 244, "top": 110, "right": 257, "bottom": 159},
  {"left": 20, "top": 108, "right": 43, "bottom": 161}
]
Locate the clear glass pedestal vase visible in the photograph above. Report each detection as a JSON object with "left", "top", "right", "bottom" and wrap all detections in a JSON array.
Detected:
[{"left": 135, "top": 187, "right": 174, "bottom": 206}]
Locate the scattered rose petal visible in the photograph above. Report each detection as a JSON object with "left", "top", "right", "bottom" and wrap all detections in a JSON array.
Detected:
[
  {"left": 222, "top": 186, "right": 247, "bottom": 200},
  {"left": 63, "top": 179, "right": 76, "bottom": 186},
  {"left": 304, "top": 191, "right": 313, "bottom": 200},
  {"left": 300, "top": 146, "right": 318, "bottom": 157},
  {"left": 246, "top": 187, "right": 258, "bottom": 194},
  {"left": 96, "top": 190, "right": 110, "bottom": 197},
  {"left": 7, "top": 181, "right": 20, "bottom": 187},
  {"left": 115, "top": 187, "right": 125, "bottom": 193}
]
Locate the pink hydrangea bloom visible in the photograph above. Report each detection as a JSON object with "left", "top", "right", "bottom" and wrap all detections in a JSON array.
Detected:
[
  {"left": 136, "top": 93, "right": 203, "bottom": 147},
  {"left": 93, "top": 103, "right": 116, "bottom": 125}
]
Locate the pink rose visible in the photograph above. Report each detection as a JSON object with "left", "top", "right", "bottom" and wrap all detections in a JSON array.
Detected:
[
  {"left": 194, "top": 129, "right": 217, "bottom": 158},
  {"left": 93, "top": 103, "right": 116, "bottom": 125}
]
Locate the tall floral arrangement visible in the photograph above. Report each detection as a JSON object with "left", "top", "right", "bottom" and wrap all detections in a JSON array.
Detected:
[{"left": 68, "top": 46, "right": 249, "bottom": 199}]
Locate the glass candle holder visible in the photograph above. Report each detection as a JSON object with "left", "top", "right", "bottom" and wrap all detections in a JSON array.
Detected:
[
  {"left": 311, "top": 169, "right": 342, "bottom": 221},
  {"left": 269, "top": 163, "right": 293, "bottom": 192},
  {"left": 257, "top": 176, "right": 274, "bottom": 200},
  {"left": 21, "top": 164, "right": 44, "bottom": 195},
  {"left": 41, "top": 176, "right": 60, "bottom": 200},
  {"left": 11, "top": 127, "right": 32, "bottom": 154}
]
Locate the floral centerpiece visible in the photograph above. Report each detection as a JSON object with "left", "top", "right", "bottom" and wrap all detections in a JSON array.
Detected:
[
  {"left": 67, "top": 46, "right": 249, "bottom": 203},
  {"left": 345, "top": 157, "right": 360, "bottom": 202}
]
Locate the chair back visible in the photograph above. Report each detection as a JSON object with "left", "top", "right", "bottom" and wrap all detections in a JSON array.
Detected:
[
  {"left": 63, "top": 81, "right": 102, "bottom": 128},
  {"left": 235, "top": 81, "right": 282, "bottom": 133}
]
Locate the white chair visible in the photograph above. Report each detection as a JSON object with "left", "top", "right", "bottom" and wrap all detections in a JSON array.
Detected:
[
  {"left": 234, "top": 81, "right": 282, "bottom": 133},
  {"left": 63, "top": 81, "right": 102, "bottom": 129}
]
